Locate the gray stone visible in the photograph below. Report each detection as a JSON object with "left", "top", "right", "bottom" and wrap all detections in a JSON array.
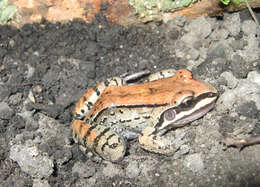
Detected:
[
  {"left": 181, "top": 33, "right": 198, "bottom": 48},
  {"left": 9, "top": 93, "right": 23, "bottom": 105},
  {"left": 0, "top": 85, "right": 9, "bottom": 102},
  {"left": 230, "top": 39, "right": 246, "bottom": 51},
  {"left": 166, "top": 15, "right": 187, "bottom": 27},
  {"left": 193, "top": 57, "right": 228, "bottom": 80},
  {"left": 242, "top": 20, "right": 257, "bottom": 36},
  {"left": 172, "top": 129, "right": 187, "bottom": 148},
  {"left": 173, "top": 144, "right": 190, "bottom": 159},
  {"left": 42, "top": 69, "right": 59, "bottom": 86},
  {"left": 0, "top": 102, "right": 14, "bottom": 119},
  {"left": 223, "top": 13, "right": 241, "bottom": 36},
  {"left": 185, "top": 17, "right": 212, "bottom": 39},
  {"left": 246, "top": 34, "right": 259, "bottom": 50},
  {"left": 26, "top": 64, "right": 35, "bottom": 79},
  {"left": 184, "top": 153, "right": 204, "bottom": 173},
  {"left": 102, "top": 162, "right": 123, "bottom": 178},
  {"left": 0, "top": 48, "right": 7, "bottom": 59},
  {"left": 247, "top": 71, "right": 260, "bottom": 86},
  {"left": 55, "top": 149, "right": 72, "bottom": 166},
  {"left": 236, "top": 34, "right": 260, "bottom": 62},
  {"left": 220, "top": 71, "right": 239, "bottom": 89},
  {"left": 9, "top": 144, "right": 54, "bottom": 178},
  {"left": 236, "top": 101, "right": 259, "bottom": 119},
  {"left": 139, "top": 158, "right": 158, "bottom": 184},
  {"left": 33, "top": 179, "right": 50, "bottom": 187},
  {"left": 75, "top": 178, "right": 96, "bottom": 187},
  {"left": 84, "top": 41, "right": 100, "bottom": 57},
  {"left": 187, "top": 48, "right": 200, "bottom": 61},
  {"left": 230, "top": 54, "right": 249, "bottom": 78},
  {"left": 181, "top": 17, "right": 212, "bottom": 48},
  {"left": 72, "top": 161, "right": 96, "bottom": 178},
  {"left": 36, "top": 113, "right": 70, "bottom": 141},
  {"left": 208, "top": 41, "right": 228, "bottom": 59},
  {"left": 239, "top": 50, "right": 259, "bottom": 62},
  {"left": 217, "top": 79, "right": 260, "bottom": 111},
  {"left": 125, "top": 160, "right": 140, "bottom": 178},
  {"left": 79, "top": 61, "right": 96, "bottom": 79},
  {"left": 216, "top": 89, "right": 236, "bottom": 112},
  {"left": 210, "top": 28, "right": 229, "bottom": 40}
]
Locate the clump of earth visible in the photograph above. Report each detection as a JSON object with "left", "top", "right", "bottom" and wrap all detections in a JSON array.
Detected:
[{"left": 0, "top": 10, "right": 260, "bottom": 186}]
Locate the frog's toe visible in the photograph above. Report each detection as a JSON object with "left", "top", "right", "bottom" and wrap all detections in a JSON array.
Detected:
[
  {"left": 96, "top": 132, "right": 127, "bottom": 162},
  {"left": 139, "top": 126, "right": 178, "bottom": 155}
]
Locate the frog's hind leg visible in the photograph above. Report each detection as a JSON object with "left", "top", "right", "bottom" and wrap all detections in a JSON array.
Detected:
[
  {"left": 138, "top": 126, "right": 178, "bottom": 155},
  {"left": 72, "top": 120, "right": 126, "bottom": 162},
  {"left": 73, "top": 77, "right": 125, "bottom": 119},
  {"left": 148, "top": 69, "right": 177, "bottom": 81}
]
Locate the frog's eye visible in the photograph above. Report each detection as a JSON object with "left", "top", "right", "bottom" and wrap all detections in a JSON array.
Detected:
[
  {"left": 182, "top": 96, "right": 193, "bottom": 107},
  {"left": 164, "top": 109, "right": 176, "bottom": 121}
]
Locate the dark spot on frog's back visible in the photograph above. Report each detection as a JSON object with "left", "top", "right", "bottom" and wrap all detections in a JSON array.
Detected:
[
  {"left": 104, "top": 90, "right": 112, "bottom": 95},
  {"left": 116, "top": 93, "right": 131, "bottom": 98},
  {"left": 148, "top": 88, "right": 157, "bottom": 94},
  {"left": 96, "top": 101, "right": 105, "bottom": 109}
]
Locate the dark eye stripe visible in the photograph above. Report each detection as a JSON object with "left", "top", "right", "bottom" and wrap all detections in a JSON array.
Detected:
[{"left": 155, "top": 92, "right": 218, "bottom": 128}]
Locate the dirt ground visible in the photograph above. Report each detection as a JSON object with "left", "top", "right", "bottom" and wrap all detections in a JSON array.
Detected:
[{"left": 0, "top": 7, "right": 260, "bottom": 187}]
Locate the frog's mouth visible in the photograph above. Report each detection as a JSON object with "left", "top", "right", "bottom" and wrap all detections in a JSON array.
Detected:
[{"left": 157, "top": 92, "right": 218, "bottom": 131}]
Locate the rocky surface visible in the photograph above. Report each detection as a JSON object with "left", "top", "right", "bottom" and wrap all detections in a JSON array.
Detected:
[{"left": 0, "top": 10, "right": 260, "bottom": 186}]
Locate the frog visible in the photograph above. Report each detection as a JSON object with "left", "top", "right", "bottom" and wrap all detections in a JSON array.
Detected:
[{"left": 71, "top": 69, "right": 218, "bottom": 162}]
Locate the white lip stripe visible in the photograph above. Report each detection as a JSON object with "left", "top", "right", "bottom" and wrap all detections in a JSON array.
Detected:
[{"left": 159, "top": 96, "right": 217, "bottom": 130}]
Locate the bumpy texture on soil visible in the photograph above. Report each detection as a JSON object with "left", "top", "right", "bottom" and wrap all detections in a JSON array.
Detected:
[{"left": 0, "top": 10, "right": 260, "bottom": 186}]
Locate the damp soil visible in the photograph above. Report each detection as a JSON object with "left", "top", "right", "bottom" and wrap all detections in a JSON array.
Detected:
[{"left": 0, "top": 10, "right": 260, "bottom": 187}]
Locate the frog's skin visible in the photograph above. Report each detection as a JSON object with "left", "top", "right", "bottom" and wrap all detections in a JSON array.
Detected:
[{"left": 72, "top": 69, "right": 218, "bottom": 162}]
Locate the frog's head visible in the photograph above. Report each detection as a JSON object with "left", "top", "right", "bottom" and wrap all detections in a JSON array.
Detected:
[{"left": 156, "top": 70, "right": 218, "bottom": 131}]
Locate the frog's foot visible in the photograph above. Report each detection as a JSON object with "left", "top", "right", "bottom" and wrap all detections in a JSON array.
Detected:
[
  {"left": 139, "top": 126, "right": 178, "bottom": 155},
  {"left": 72, "top": 120, "right": 126, "bottom": 162},
  {"left": 147, "top": 69, "right": 176, "bottom": 82},
  {"left": 73, "top": 77, "right": 125, "bottom": 119}
]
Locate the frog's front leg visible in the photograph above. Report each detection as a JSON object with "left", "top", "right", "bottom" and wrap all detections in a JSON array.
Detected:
[
  {"left": 139, "top": 126, "right": 178, "bottom": 155},
  {"left": 72, "top": 120, "right": 126, "bottom": 162}
]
